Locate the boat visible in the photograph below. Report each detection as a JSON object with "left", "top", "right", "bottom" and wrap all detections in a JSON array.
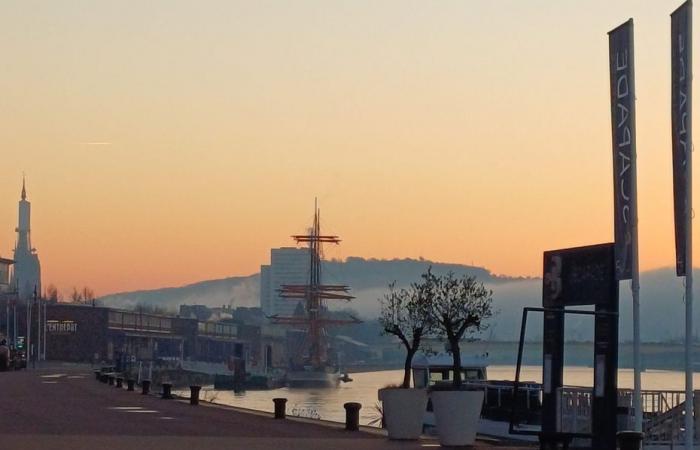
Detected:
[
  {"left": 411, "top": 353, "right": 541, "bottom": 442},
  {"left": 271, "top": 202, "right": 360, "bottom": 388}
]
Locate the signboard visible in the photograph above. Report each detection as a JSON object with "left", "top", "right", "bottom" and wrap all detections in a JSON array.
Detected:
[
  {"left": 543, "top": 243, "right": 616, "bottom": 307},
  {"left": 609, "top": 20, "right": 637, "bottom": 281},
  {"left": 47, "top": 320, "right": 77, "bottom": 333},
  {"left": 672, "top": 1, "right": 692, "bottom": 276}
]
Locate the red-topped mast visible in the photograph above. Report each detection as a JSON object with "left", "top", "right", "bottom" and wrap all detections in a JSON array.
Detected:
[{"left": 271, "top": 201, "right": 358, "bottom": 370}]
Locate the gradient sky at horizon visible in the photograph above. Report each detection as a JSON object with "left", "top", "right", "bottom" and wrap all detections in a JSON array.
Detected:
[{"left": 0, "top": 1, "right": 697, "bottom": 296}]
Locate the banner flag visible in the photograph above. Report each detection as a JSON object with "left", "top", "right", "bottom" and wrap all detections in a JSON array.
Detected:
[
  {"left": 672, "top": 1, "right": 692, "bottom": 276},
  {"left": 609, "top": 20, "right": 637, "bottom": 281}
]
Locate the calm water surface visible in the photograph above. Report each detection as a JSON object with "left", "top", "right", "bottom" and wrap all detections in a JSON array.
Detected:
[{"left": 179, "top": 366, "right": 700, "bottom": 426}]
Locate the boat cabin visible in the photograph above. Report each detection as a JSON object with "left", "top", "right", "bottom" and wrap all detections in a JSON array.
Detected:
[{"left": 411, "top": 353, "right": 488, "bottom": 388}]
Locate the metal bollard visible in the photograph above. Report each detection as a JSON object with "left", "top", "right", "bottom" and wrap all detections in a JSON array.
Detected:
[
  {"left": 161, "top": 383, "right": 173, "bottom": 400},
  {"left": 141, "top": 380, "right": 151, "bottom": 395},
  {"left": 127, "top": 379, "right": 135, "bottom": 391},
  {"left": 94, "top": 370, "right": 101, "bottom": 380},
  {"left": 190, "top": 385, "right": 201, "bottom": 405},
  {"left": 107, "top": 375, "right": 115, "bottom": 386},
  {"left": 343, "top": 402, "right": 362, "bottom": 431},
  {"left": 116, "top": 377, "right": 123, "bottom": 388},
  {"left": 273, "top": 398, "right": 287, "bottom": 419},
  {"left": 617, "top": 431, "right": 643, "bottom": 450}
]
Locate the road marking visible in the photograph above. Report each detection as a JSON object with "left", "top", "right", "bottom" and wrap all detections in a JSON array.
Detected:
[
  {"left": 42, "top": 381, "right": 58, "bottom": 384},
  {"left": 125, "top": 410, "right": 159, "bottom": 414},
  {"left": 40, "top": 374, "right": 66, "bottom": 378},
  {"left": 159, "top": 417, "right": 175, "bottom": 420},
  {"left": 108, "top": 407, "right": 143, "bottom": 410}
]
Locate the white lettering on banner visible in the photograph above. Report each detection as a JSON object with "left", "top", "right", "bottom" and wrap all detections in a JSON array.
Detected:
[{"left": 47, "top": 321, "right": 77, "bottom": 333}]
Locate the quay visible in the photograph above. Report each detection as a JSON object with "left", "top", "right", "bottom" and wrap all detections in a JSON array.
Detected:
[{"left": 0, "top": 363, "right": 532, "bottom": 450}]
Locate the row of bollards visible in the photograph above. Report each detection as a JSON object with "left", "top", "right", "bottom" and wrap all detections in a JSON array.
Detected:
[
  {"left": 95, "top": 367, "right": 201, "bottom": 405},
  {"left": 272, "top": 397, "right": 361, "bottom": 431},
  {"left": 94, "top": 369, "right": 362, "bottom": 431}
]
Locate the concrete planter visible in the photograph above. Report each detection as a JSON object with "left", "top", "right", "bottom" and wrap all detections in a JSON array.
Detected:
[
  {"left": 378, "top": 388, "right": 427, "bottom": 440},
  {"left": 431, "top": 390, "right": 484, "bottom": 446}
]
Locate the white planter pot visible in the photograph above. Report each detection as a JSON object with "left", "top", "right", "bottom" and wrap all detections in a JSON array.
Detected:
[
  {"left": 378, "top": 388, "right": 428, "bottom": 440},
  {"left": 431, "top": 390, "right": 484, "bottom": 446}
]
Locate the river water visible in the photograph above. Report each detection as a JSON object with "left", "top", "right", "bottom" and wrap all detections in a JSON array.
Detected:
[{"left": 180, "top": 366, "right": 700, "bottom": 426}]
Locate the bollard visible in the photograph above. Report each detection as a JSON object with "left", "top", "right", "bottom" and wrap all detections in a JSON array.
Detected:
[
  {"left": 161, "top": 383, "right": 173, "bottom": 400},
  {"left": 127, "top": 379, "right": 135, "bottom": 391},
  {"left": 107, "top": 375, "right": 115, "bottom": 386},
  {"left": 343, "top": 402, "right": 362, "bottom": 431},
  {"left": 94, "top": 370, "right": 101, "bottom": 380},
  {"left": 273, "top": 398, "right": 287, "bottom": 419},
  {"left": 617, "top": 431, "right": 643, "bottom": 450},
  {"left": 190, "top": 385, "right": 201, "bottom": 405},
  {"left": 116, "top": 377, "right": 123, "bottom": 388},
  {"left": 141, "top": 380, "right": 151, "bottom": 395}
]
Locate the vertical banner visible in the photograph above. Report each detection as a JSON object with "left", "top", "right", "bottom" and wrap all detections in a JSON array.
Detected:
[
  {"left": 609, "top": 20, "right": 637, "bottom": 281},
  {"left": 672, "top": 1, "right": 692, "bottom": 276}
]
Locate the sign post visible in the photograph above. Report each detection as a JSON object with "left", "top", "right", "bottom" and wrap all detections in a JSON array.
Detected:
[
  {"left": 542, "top": 243, "right": 619, "bottom": 450},
  {"left": 671, "top": 2, "right": 693, "bottom": 447}
]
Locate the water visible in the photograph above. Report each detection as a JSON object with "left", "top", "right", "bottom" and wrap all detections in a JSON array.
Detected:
[{"left": 180, "top": 366, "right": 700, "bottom": 426}]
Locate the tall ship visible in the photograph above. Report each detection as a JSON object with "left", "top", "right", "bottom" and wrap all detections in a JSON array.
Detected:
[{"left": 271, "top": 203, "right": 358, "bottom": 388}]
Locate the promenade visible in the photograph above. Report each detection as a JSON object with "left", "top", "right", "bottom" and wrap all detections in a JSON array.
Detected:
[{"left": 0, "top": 363, "right": 532, "bottom": 449}]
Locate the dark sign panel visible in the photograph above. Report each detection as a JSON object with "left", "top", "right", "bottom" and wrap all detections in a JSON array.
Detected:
[
  {"left": 672, "top": 1, "right": 692, "bottom": 276},
  {"left": 609, "top": 20, "right": 637, "bottom": 281},
  {"left": 543, "top": 243, "right": 616, "bottom": 307}
]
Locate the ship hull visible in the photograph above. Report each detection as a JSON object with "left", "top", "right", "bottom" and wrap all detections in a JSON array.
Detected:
[{"left": 285, "top": 370, "right": 340, "bottom": 388}]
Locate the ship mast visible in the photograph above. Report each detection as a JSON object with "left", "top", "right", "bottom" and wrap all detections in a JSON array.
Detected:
[{"left": 272, "top": 202, "right": 358, "bottom": 370}]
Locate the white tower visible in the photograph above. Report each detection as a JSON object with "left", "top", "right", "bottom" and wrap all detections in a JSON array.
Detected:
[{"left": 12, "top": 177, "right": 41, "bottom": 300}]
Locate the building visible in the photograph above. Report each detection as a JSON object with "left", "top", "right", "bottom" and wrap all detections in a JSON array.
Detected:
[
  {"left": 11, "top": 178, "right": 41, "bottom": 301},
  {"left": 259, "top": 247, "right": 309, "bottom": 317},
  {"left": 0, "top": 257, "right": 14, "bottom": 294}
]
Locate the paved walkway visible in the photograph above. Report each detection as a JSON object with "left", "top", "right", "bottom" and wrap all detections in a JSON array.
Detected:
[{"left": 0, "top": 363, "right": 533, "bottom": 449}]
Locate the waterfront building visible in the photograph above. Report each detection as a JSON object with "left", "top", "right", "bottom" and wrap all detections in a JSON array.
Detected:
[
  {"left": 0, "top": 257, "right": 14, "bottom": 294},
  {"left": 11, "top": 178, "right": 41, "bottom": 301},
  {"left": 259, "top": 247, "right": 309, "bottom": 317}
]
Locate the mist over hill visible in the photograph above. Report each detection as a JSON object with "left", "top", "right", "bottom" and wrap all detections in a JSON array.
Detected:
[{"left": 98, "top": 258, "right": 697, "bottom": 343}]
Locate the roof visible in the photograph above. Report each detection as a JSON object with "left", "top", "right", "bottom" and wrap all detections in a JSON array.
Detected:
[
  {"left": 0, "top": 258, "right": 14, "bottom": 265},
  {"left": 411, "top": 352, "right": 488, "bottom": 369}
]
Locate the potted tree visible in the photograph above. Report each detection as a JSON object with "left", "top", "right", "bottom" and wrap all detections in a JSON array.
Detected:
[
  {"left": 377, "top": 270, "right": 434, "bottom": 440},
  {"left": 428, "top": 271, "right": 493, "bottom": 446}
]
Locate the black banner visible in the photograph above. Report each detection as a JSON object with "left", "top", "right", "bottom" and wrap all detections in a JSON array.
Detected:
[
  {"left": 609, "top": 20, "right": 637, "bottom": 281},
  {"left": 672, "top": 1, "right": 692, "bottom": 276}
]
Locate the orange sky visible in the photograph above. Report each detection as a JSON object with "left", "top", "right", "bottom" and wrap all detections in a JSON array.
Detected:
[{"left": 0, "top": 1, "right": 696, "bottom": 295}]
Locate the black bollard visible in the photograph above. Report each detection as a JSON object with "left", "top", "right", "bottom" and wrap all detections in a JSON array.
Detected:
[
  {"left": 273, "top": 398, "right": 287, "bottom": 419},
  {"left": 141, "top": 380, "right": 151, "bottom": 395},
  {"left": 617, "top": 431, "right": 644, "bottom": 450},
  {"left": 94, "top": 370, "right": 101, "bottom": 380},
  {"left": 161, "top": 383, "right": 173, "bottom": 400},
  {"left": 127, "top": 379, "right": 135, "bottom": 391},
  {"left": 190, "top": 385, "right": 201, "bottom": 405},
  {"left": 343, "top": 402, "right": 361, "bottom": 431},
  {"left": 108, "top": 375, "right": 115, "bottom": 386},
  {"left": 116, "top": 377, "right": 123, "bottom": 388}
]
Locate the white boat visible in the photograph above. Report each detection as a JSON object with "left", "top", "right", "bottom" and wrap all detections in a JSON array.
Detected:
[{"left": 411, "top": 353, "right": 540, "bottom": 443}]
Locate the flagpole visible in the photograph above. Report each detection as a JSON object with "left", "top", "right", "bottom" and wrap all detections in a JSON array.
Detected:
[{"left": 685, "top": 4, "right": 694, "bottom": 448}]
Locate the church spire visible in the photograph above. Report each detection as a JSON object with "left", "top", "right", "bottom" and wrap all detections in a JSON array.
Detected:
[{"left": 21, "top": 175, "right": 26, "bottom": 200}]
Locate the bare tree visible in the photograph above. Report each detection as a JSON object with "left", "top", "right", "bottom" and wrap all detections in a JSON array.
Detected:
[
  {"left": 45, "top": 284, "right": 61, "bottom": 303},
  {"left": 430, "top": 272, "right": 493, "bottom": 388},
  {"left": 82, "top": 287, "right": 95, "bottom": 304},
  {"left": 379, "top": 269, "right": 435, "bottom": 388},
  {"left": 70, "top": 287, "right": 83, "bottom": 304}
]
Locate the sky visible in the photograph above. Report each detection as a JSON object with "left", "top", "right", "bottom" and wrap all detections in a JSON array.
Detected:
[{"left": 0, "top": 1, "right": 696, "bottom": 296}]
